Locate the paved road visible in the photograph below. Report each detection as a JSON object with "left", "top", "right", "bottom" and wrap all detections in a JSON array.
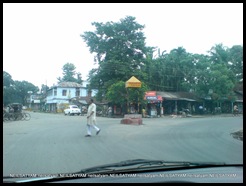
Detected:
[{"left": 3, "top": 112, "right": 243, "bottom": 177}]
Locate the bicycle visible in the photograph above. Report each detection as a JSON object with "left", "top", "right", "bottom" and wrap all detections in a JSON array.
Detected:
[
  {"left": 3, "top": 112, "right": 15, "bottom": 121},
  {"left": 22, "top": 112, "right": 31, "bottom": 121},
  {"left": 13, "top": 112, "right": 24, "bottom": 121},
  {"left": 3, "top": 112, "right": 10, "bottom": 122}
]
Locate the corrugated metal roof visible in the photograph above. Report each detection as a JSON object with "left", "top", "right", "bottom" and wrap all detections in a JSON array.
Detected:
[
  {"left": 70, "top": 96, "right": 108, "bottom": 105},
  {"left": 56, "top": 81, "right": 83, "bottom": 88},
  {"left": 179, "top": 98, "right": 196, "bottom": 101},
  {"left": 156, "top": 91, "right": 243, "bottom": 102},
  {"left": 156, "top": 91, "right": 179, "bottom": 100},
  {"left": 156, "top": 91, "right": 201, "bottom": 101}
]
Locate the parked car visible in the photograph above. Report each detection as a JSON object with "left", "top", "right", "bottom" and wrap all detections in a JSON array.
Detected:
[{"left": 64, "top": 105, "right": 81, "bottom": 116}]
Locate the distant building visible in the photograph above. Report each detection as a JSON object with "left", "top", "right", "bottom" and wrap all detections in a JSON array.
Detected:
[
  {"left": 26, "top": 93, "right": 42, "bottom": 111},
  {"left": 45, "top": 81, "right": 97, "bottom": 113}
]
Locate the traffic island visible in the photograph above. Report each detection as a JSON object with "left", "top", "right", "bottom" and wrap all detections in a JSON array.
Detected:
[{"left": 120, "top": 114, "right": 143, "bottom": 125}]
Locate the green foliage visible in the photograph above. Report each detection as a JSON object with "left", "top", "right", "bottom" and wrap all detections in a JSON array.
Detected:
[
  {"left": 3, "top": 71, "right": 39, "bottom": 106},
  {"left": 40, "top": 84, "right": 49, "bottom": 95},
  {"left": 3, "top": 71, "right": 14, "bottom": 87},
  {"left": 81, "top": 16, "right": 151, "bottom": 99},
  {"left": 106, "top": 80, "right": 149, "bottom": 106},
  {"left": 14, "top": 80, "right": 39, "bottom": 105},
  {"left": 227, "top": 45, "right": 243, "bottom": 82},
  {"left": 105, "top": 81, "right": 126, "bottom": 104},
  {"left": 81, "top": 15, "right": 243, "bottom": 104},
  {"left": 57, "top": 62, "right": 83, "bottom": 84}
]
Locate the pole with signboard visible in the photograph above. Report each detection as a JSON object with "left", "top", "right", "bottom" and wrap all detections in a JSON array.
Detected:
[
  {"left": 125, "top": 76, "right": 141, "bottom": 114},
  {"left": 121, "top": 76, "right": 143, "bottom": 124}
]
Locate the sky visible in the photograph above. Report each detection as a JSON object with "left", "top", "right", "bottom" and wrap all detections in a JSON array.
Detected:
[{"left": 3, "top": 3, "right": 243, "bottom": 89}]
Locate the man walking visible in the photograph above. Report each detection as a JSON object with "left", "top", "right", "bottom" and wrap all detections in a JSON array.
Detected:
[{"left": 85, "top": 98, "right": 101, "bottom": 137}]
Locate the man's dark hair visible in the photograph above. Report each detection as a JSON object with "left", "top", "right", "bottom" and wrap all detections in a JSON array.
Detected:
[{"left": 90, "top": 98, "right": 94, "bottom": 102}]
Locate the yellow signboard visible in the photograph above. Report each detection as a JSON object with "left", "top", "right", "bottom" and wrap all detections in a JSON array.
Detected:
[{"left": 125, "top": 76, "right": 141, "bottom": 88}]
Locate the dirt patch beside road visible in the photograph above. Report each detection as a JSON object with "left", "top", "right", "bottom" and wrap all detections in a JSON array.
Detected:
[{"left": 231, "top": 129, "right": 243, "bottom": 141}]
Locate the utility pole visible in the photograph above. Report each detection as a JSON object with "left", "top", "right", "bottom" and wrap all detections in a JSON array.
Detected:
[{"left": 27, "top": 91, "right": 33, "bottom": 109}]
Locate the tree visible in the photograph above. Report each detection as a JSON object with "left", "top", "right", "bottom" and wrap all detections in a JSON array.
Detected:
[
  {"left": 81, "top": 13, "right": 242, "bottom": 106},
  {"left": 41, "top": 84, "right": 49, "bottom": 95},
  {"left": 106, "top": 80, "right": 149, "bottom": 113},
  {"left": 187, "top": 54, "right": 236, "bottom": 102},
  {"left": 3, "top": 71, "right": 15, "bottom": 105},
  {"left": 149, "top": 44, "right": 241, "bottom": 101},
  {"left": 208, "top": 43, "right": 229, "bottom": 65},
  {"left": 180, "top": 53, "right": 211, "bottom": 93},
  {"left": 227, "top": 45, "right": 243, "bottom": 83},
  {"left": 57, "top": 63, "right": 83, "bottom": 84},
  {"left": 3, "top": 71, "right": 14, "bottom": 87},
  {"left": 105, "top": 81, "right": 127, "bottom": 105},
  {"left": 3, "top": 71, "right": 39, "bottom": 106},
  {"left": 207, "top": 64, "right": 235, "bottom": 99},
  {"left": 81, "top": 16, "right": 153, "bottom": 101},
  {"left": 14, "top": 80, "right": 39, "bottom": 105},
  {"left": 145, "top": 47, "right": 194, "bottom": 92},
  {"left": 76, "top": 72, "right": 83, "bottom": 84},
  {"left": 204, "top": 44, "right": 239, "bottom": 100}
]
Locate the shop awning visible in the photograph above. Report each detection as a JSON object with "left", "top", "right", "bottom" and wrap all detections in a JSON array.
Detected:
[
  {"left": 145, "top": 91, "right": 163, "bottom": 103},
  {"left": 235, "top": 100, "right": 243, "bottom": 103},
  {"left": 156, "top": 91, "right": 201, "bottom": 101},
  {"left": 156, "top": 91, "right": 179, "bottom": 100},
  {"left": 179, "top": 98, "right": 196, "bottom": 102}
]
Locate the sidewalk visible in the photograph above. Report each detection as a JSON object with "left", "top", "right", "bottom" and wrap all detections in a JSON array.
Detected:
[
  {"left": 111, "top": 113, "right": 243, "bottom": 119},
  {"left": 166, "top": 113, "right": 242, "bottom": 118},
  {"left": 191, "top": 113, "right": 242, "bottom": 118}
]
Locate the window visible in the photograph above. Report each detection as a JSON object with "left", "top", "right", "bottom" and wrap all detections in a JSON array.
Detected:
[
  {"left": 62, "top": 90, "right": 67, "bottom": 96},
  {"left": 71, "top": 105, "right": 79, "bottom": 109},
  {"left": 76, "top": 88, "right": 80, "bottom": 97},
  {"left": 54, "top": 88, "right": 57, "bottom": 96}
]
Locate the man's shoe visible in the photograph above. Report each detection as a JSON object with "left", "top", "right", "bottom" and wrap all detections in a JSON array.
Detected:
[
  {"left": 96, "top": 129, "right": 101, "bottom": 135},
  {"left": 85, "top": 134, "right": 91, "bottom": 137}
]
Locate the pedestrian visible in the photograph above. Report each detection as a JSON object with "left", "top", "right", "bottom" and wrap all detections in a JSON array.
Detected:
[
  {"left": 142, "top": 107, "right": 146, "bottom": 118},
  {"left": 3, "top": 104, "right": 6, "bottom": 114},
  {"left": 199, "top": 105, "right": 203, "bottom": 115},
  {"left": 233, "top": 104, "right": 238, "bottom": 116},
  {"left": 85, "top": 98, "right": 101, "bottom": 137},
  {"left": 107, "top": 106, "right": 112, "bottom": 118}
]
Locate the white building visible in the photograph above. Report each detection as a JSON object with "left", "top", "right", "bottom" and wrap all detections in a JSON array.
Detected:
[{"left": 45, "top": 81, "right": 97, "bottom": 112}]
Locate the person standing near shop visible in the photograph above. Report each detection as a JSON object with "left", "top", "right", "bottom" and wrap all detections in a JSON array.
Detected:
[
  {"left": 107, "top": 106, "right": 112, "bottom": 118},
  {"left": 199, "top": 105, "right": 203, "bottom": 115},
  {"left": 142, "top": 107, "right": 146, "bottom": 118},
  {"left": 85, "top": 98, "right": 101, "bottom": 137},
  {"left": 233, "top": 104, "right": 238, "bottom": 116}
]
